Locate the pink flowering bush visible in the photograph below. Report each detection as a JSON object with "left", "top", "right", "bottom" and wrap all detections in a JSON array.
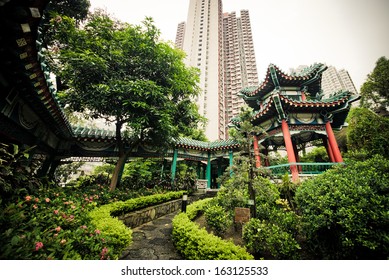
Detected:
[
  {"left": 0, "top": 188, "right": 115, "bottom": 259},
  {"left": 0, "top": 181, "right": 170, "bottom": 259},
  {"left": 0, "top": 142, "right": 176, "bottom": 259}
]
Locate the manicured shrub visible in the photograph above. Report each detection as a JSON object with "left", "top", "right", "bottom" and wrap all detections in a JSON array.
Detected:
[
  {"left": 88, "top": 191, "right": 185, "bottom": 259},
  {"left": 295, "top": 155, "right": 389, "bottom": 259},
  {"left": 172, "top": 199, "right": 253, "bottom": 260},
  {"left": 243, "top": 218, "right": 301, "bottom": 259},
  {"left": 204, "top": 204, "right": 231, "bottom": 236}
]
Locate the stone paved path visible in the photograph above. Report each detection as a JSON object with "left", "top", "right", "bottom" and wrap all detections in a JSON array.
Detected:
[{"left": 119, "top": 211, "right": 183, "bottom": 260}]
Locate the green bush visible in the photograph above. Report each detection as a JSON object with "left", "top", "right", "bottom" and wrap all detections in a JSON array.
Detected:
[
  {"left": 243, "top": 218, "right": 301, "bottom": 259},
  {"left": 0, "top": 143, "right": 42, "bottom": 204},
  {"left": 172, "top": 199, "right": 253, "bottom": 260},
  {"left": 295, "top": 155, "right": 389, "bottom": 259},
  {"left": 216, "top": 169, "right": 301, "bottom": 259},
  {"left": 204, "top": 204, "right": 231, "bottom": 236}
]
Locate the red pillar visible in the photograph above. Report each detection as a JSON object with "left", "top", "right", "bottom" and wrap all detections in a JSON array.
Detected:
[
  {"left": 323, "top": 137, "right": 335, "bottom": 162},
  {"left": 301, "top": 92, "right": 306, "bottom": 101},
  {"left": 325, "top": 121, "right": 343, "bottom": 162},
  {"left": 253, "top": 135, "right": 261, "bottom": 168},
  {"left": 292, "top": 141, "right": 302, "bottom": 172},
  {"left": 281, "top": 119, "right": 299, "bottom": 182}
]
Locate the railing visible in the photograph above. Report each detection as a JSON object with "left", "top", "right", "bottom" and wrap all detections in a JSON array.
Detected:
[{"left": 266, "top": 162, "right": 344, "bottom": 175}]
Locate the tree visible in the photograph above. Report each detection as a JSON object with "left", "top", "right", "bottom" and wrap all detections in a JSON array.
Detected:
[
  {"left": 228, "top": 107, "right": 266, "bottom": 218},
  {"left": 47, "top": 0, "right": 91, "bottom": 23},
  {"left": 346, "top": 107, "right": 389, "bottom": 158},
  {"left": 360, "top": 56, "right": 389, "bottom": 115},
  {"left": 49, "top": 12, "right": 201, "bottom": 191}
]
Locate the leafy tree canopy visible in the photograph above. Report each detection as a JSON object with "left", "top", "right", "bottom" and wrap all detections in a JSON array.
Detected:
[
  {"left": 360, "top": 56, "right": 389, "bottom": 115},
  {"left": 346, "top": 107, "right": 389, "bottom": 158},
  {"left": 47, "top": 0, "right": 91, "bottom": 23},
  {"left": 49, "top": 11, "right": 202, "bottom": 190}
]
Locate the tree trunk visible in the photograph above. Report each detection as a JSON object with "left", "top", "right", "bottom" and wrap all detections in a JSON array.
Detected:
[
  {"left": 109, "top": 119, "right": 126, "bottom": 192},
  {"left": 109, "top": 152, "right": 128, "bottom": 192}
]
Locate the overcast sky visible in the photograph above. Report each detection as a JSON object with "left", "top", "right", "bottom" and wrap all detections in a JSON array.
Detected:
[{"left": 89, "top": 0, "right": 389, "bottom": 91}]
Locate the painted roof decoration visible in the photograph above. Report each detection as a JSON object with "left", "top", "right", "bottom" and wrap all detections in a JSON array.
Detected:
[
  {"left": 0, "top": 0, "right": 72, "bottom": 138},
  {"left": 239, "top": 63, "right": 328, "bottom": 108}
]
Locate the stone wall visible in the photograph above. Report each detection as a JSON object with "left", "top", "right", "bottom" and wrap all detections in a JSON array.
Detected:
[{"left": 118, "top": 195, "right": 204, "bottom": 228}]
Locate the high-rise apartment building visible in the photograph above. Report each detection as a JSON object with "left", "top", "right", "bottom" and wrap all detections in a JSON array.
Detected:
[
  {"left": 223, "top": 10, "right": 258, "bottom": 135},
  {"left": 176, "top": 0, "right": 225, "bottom": 140},
  {"left": 321, "top": 66, "right": 358, "bottom": 98},
  {"left": 176, "top": 0, "right": 258, "bottom": 140},
  {"left": 175, "top": 22, "right": 186, "bottom": 50}
]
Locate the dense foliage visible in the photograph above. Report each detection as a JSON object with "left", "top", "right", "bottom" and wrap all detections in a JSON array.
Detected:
[
  {"left": 295, "top": 155, "right": 389, "bottom": 259},
  {"left": 48, "top": 11, "right": 202, "bottom": 190},
  {"left": 84, "top": 160, "right": 197, "bottom": 194},
  {"left": 0, "top": 186, "right": 115, "bottom": 260},
  {"left": 0, "top": 180, "right": 183, "bottom": 260},
  {"left": 346, "top": 107, "right": 389, "bottom": 158},
  {"left": 0, "top": 143, "right": 42, "bottom": 204},
  {"left": 360, "top": 56, "right": 389, "bottom": 115},
  {"left": 215, "top": 173, "right": 301, "bottom": 259},
  {"left": 47, "top": 0, "right": 90, "bottom": 23}
]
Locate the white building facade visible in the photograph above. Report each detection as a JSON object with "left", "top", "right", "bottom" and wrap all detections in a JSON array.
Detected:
[
  {"left": 321, "top": 66, "right": 358, "bottom": 98},
  {"left": 223, "top": 10, "right": 259, "bottom": 136},
  {"left": 176, "top": 1, "right": 258, "bottom": 140},
  {"left": 177, "top": 0, "right": 225, "bottom": 140}
]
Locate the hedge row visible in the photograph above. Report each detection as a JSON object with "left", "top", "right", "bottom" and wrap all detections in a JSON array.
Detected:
[
  {"left": 89, "top": 191, "right": 185, "bottom": 259},
  {"left": 172, "top": 198, "right": 254, "bottom": 260}
]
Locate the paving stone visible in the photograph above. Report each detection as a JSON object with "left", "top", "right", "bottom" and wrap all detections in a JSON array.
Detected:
[{"left": 120, "top": 211, "right": 183, "bottom": 260}]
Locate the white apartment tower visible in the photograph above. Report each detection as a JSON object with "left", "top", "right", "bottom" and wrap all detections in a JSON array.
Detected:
[
  {"left": 223, "top": 10, "right": 259, "bottom": 135},
  {"left": 177, "top": 0, "right": 225, "bottom": 140},
  {"left": 176, "top": 0, "right": 258, "bottom": 140},
  {"left": 175, "top": 22, "right": 186, "bottom": 50},
  {"left": 321, "top": 66, "right": 358, "bottom": 97}
]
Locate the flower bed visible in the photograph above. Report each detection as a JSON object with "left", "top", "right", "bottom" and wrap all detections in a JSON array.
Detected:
[{"left": 172, "top": 198, "right": 254, "bottom": 260}]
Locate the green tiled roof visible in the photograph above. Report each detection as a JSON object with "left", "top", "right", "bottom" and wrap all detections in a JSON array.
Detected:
[
  {"left": 71, "top": 127, "right": 239, "bottom": 151},
  {"left": 72, "top": 125, "right": 116, "bottom": 139},
  {"left": 175, "top": 137, "right": 239, "bottom": 151}
]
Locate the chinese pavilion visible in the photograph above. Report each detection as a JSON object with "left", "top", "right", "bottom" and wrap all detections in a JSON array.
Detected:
[{"left": 234, "top": 63, "right": 360, "bottom": 181}]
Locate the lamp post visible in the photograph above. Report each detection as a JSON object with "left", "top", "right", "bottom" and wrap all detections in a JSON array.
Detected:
[{"left": 181, "top": 193, "right": 188, "bottom": 213}]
